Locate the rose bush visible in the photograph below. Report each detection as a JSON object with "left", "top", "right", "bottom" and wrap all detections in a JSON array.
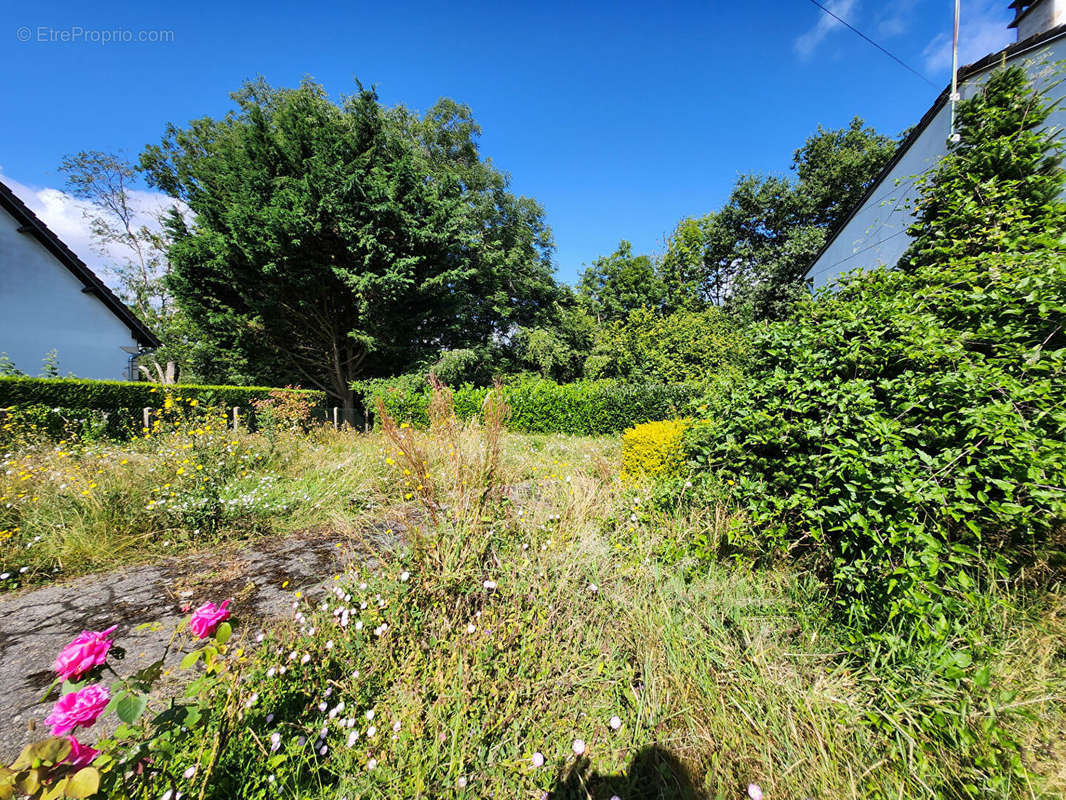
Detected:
[
  {"left": 1, "top": 599, "right": 237, "bottom": 799},
  {"left": 189, "top": 599, "right": 231, "bottom": 639}
]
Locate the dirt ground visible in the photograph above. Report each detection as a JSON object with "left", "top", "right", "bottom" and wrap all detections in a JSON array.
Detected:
[{"left": 0, "top": 524, "right": 401, "bottom": 760}]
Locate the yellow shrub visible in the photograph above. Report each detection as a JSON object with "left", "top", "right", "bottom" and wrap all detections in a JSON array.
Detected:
[{"left": 620, "top": 418, "right": 691, "bottom": 482}]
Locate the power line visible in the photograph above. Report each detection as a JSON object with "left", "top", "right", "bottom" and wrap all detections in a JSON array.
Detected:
[{"left": 804, "top": 0, "right": 939, "bottom": 88}]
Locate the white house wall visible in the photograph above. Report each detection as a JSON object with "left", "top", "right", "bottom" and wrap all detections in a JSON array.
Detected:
[
  {"left": 806, "top": 36, "right": 1066, "bottom": 290},
  {"left": 0, "top": 209, "right": 139, "bottom": 380}
]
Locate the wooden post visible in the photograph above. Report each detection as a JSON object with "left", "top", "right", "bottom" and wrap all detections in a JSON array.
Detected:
[
  {"left": 232, "top": 407, "right": 239, "bottom": 432},
  {"left": 142, "top": 407, "right": 151, "bottom": 432},
  {"left": 333, "top": 406, "right": 340, "bottom": 431}
]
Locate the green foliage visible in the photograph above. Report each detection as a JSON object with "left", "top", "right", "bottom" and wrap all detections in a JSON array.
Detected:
[
  {"left": 250, "top": 386, "right": 317, "bottom": 434},
  {"left": 2, "top": 603, "right": 241, "bottom": 800},
  {"left": 903, "top": 64, "right": 1066, "bottom": 270},
  {"left": 620, "top": 419, "right": 690, "bottom": 482},
  {"left": 141, "top": 79, "right": 558, "bottom": 406},
  {"left": 686, "top": 250, "right": 1066, "bottom": 640},
  {"left": 513, "top": 295, "right": 598, "bottom": 382},
  {"left": 359, "top": 377, "right": 699, "bottom": 435},
  {"left": 684, "top": 67, "right": 1066, "bottom": 659},
  {"left": 427, "top": 348, "right": 493, "bottom": 387},
  {"left": 0, "top": 404, "right": 112, "bottom": 446},
  {"left": 57, "top": 151, "right": 201, "bottom": 376},
  {"left": 584, "top": 306, "right": 748, "bottom": 385},
  {"left": 0, "top": 377, "right": 324, "bottom": 439},
  {"left": 660, "top": 117, "right": 898, "bottom": 319},
  {"left": 0, "top": 354, "right": 22, "bottom": 378},
  {"left": 40, "top": 351, "right": 62, "bottom": 379},
  {"left": 576, "top": 240, "right": 664, "bottom": 323}
]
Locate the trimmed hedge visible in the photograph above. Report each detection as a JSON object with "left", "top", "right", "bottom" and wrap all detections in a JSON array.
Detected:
[
  {"left": 620, "top": 419, "right": 691, "bottom": 482},
  {"left": 0, "top": 377, "right": 325, "bottom": 416},
  {"left": 360, "top": 377, "right": 699, "bottom": 436}
]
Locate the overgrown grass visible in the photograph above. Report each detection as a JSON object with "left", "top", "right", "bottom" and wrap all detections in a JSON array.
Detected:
[
  {"left": 0, "top": 406, "right": 616, "bottom": 591},
  {"left": 3, "top": 398, "right": 1064, "bottom": 798},
  {"left": 150, "top": 393, "right": 1066, "bottom": 800}
]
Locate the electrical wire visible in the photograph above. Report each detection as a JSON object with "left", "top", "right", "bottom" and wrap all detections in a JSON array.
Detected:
[{"left": 804, "top": 0, "right": 939, "bottom": 88}]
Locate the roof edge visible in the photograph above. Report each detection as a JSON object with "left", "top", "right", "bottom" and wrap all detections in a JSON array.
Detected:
[{"left": 0, "top": 178, "right": 162, "bottom": 349}]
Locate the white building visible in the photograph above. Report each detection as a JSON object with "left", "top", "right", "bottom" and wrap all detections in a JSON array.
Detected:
[
  {"left": 805, "top": 0, "right": 1066, "bottom": 289},
  {"left": 0, "top": 178, "right": 159, "bottom": 379}
]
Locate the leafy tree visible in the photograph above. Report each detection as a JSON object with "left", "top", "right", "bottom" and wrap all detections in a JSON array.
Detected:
[
  {"left": 585, "top": 306, "right": 747, "bottom": 385},
  {"left": 58, "top": 151, "right": 171, "bottom": 323},
  {"left": 0, "top": 354, "right": 22, "bottom": 377},
  {"left": 792, "top": 117, "right": 905, "bottom": 229},
  {"left": 513, "top": 294, "right": 598, "bottom": 382},
  {"left": 902, "top": 64, "right": 1066, "bottom": 269},
  {"left": 660, "top": 118, "right": 898, "bottom": 319},
  {"left": 140, "top": 79, "right": 557, "bottom": 411},
  {"left": 58, "top": 151, "right": 201, "bottom": 371},
  {"left": 577, "top": 240, "right": 664, "bottom": 323}
]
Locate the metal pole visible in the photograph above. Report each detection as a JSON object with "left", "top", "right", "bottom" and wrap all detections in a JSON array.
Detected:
[{"left": 950, "top": 0, "right": 961, "bottom": 143}]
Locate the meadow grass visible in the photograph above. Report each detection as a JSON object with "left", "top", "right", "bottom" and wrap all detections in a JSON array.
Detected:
[
  {"left": 2, "top": 404, "right": 1064, "bottom": 798},
  {"left": 0, "top": 411, "right": 617, "bottom": 590}
]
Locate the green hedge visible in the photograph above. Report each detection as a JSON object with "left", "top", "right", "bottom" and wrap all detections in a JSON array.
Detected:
[
  {"left": 359, "top": 376, "right": 699, "bottom": 435},
  {"left": 0, "top": 377, "right": 326, "bottom": 416}
]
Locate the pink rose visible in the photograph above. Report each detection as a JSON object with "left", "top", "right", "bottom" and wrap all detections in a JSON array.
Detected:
[
  {"left": 64, "top": 736, "right": 99, "bottom": 767},
  {"left": 45, "top": 685, "right": 110, "bottom": 736},
  {"left": 53, "top": 625, "right": 118, "bottom": 681},
  {"left": 188, "top": 599, "right": 231, "bottom": 639}
]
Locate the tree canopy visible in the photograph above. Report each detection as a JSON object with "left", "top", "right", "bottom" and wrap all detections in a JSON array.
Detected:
[
  {"left": 140, "top": 79, "right": 558, "bottom": 408},
  {"left": 576, "top": 240, "right": 664, "bottom": 324},
  {"left": 659, "top": 117, "right": 898, "bottom": 319}
]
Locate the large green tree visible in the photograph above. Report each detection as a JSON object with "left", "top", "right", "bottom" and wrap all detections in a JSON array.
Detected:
[
  {"left": 140, "top": 79, "right": 558, "bottom": 411},
  {"left": 576, "top": 240, "right": 664, "bottom": 324},
  {"left": 660, "top": 117, "right": 898, "bottom": 320}
]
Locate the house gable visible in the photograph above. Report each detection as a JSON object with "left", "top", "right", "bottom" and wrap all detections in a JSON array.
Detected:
[{"left": 0, "top": 179, "right": 160, "bottom": 380}]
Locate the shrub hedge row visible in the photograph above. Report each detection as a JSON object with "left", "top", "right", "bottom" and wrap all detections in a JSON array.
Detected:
[
  {"left": 0, "top": 377, "right": 326, "bottom": 415},
  {"left": 360, "top": 376, "right": 699, "bottom": 435}
]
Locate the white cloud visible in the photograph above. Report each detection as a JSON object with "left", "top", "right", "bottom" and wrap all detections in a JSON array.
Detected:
[
  {"left": 0, "top": 171, "right": 183, "bottom": 285},
  {"left": 923, "top": 0, "right": 1013, "bottom": 76},
  {"left": 795, "top": 0, "right": 860, "bottom": 60},
  {"left": 875, "top": 0, "right": 919, "bottom": 38}
]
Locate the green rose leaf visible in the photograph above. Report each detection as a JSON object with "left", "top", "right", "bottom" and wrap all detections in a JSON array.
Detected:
[
  {"left": 129, "top": 659, "right": 165, "bottom": 692},
  {"left": 214, "top": 622, "right": 232, "bottom": 645},
  {"left": 116, "top": 693, "right": 149, "bottom": 725},
  {"left": 11, "top": 738, "right": 71, "bottom": 771}
]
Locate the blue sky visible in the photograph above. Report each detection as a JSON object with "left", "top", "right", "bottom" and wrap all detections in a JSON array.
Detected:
[{"left": 0, "top": 0, "right": 1016, "bottom": 285}]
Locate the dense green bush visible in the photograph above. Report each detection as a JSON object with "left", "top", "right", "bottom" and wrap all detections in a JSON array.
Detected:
[
  {"left": 684, "top": 65, "right": 1066, "bottom": 648},
  {"left": 0, "top": 377, "right": 325, "bottom": 438},
  {"left": 585, "top": 306, "right": 748, "bottom": 385},
  {"left": 359, "top": 376, "right": 699, "bottom": 435},
  {"left": 685, "top": 250, "right": 1066, "bottom": 640}
]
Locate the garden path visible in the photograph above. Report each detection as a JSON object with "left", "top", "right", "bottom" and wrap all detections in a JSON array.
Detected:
[{"left": 0, "top": 525, "right": 401, "bottom": 760}]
